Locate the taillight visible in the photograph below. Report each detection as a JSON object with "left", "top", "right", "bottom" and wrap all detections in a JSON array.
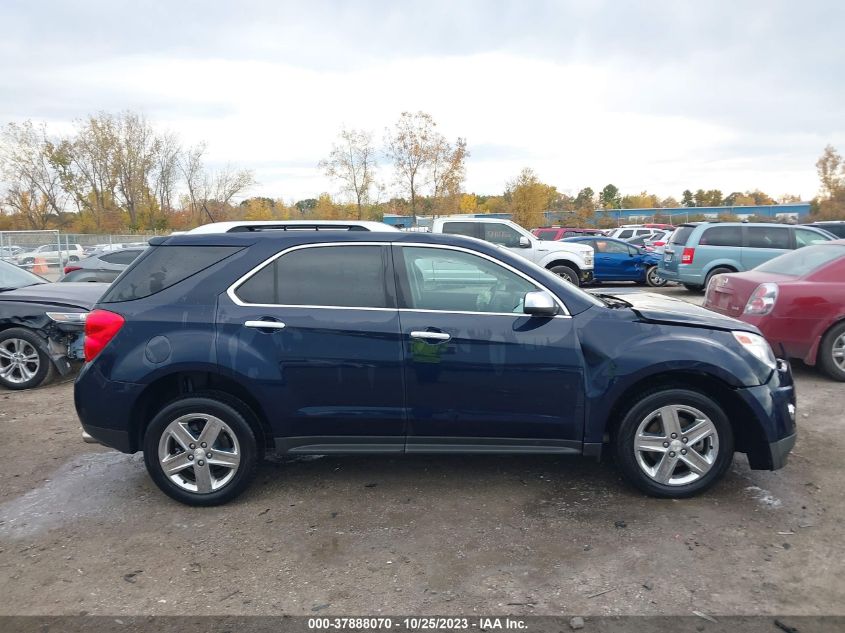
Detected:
[
  {"left": 681, "top": 247, "right": 695, "bottom": 264},
  {"left": 84, "top": 309, "right": 125, "bottom": 361},
  {"left": 64, "top": 265, "right": 81, "bottom": 274},
  {"left": 744, "top": 283, "right": 779, "bottom": 316},
  {"left": 653, "top": 241, "right": 666, "bottom": 247}
]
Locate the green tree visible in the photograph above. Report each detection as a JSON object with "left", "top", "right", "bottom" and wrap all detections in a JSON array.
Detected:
[
  {"left": 599, "top": 184, "right": 621, "bottom": 209},
  {"left": 681, "top": 190, "right": 695, "bottom": 207}
]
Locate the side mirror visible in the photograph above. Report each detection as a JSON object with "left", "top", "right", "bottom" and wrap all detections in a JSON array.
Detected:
[
  {"left": 523, "top": 291, "right": 558, "bottom": 316},
  {"left": 518, "top": 236, "right": 531, "bottom": 248}
]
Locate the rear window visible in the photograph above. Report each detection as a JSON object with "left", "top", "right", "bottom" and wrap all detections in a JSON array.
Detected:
[
  {"left": 668, "top": 226, "right": 695, "bottom": 245},
  {"left": 699, "top": 226, "right": 742, "bottom": 247},
  {"left": 100, "top": 249, "right": 144, "bottom": 265},
  {"left": 101, "top": 245, "right": 240, "bottom": 302},
  {"left": 755, "top": 244, "right": 845, "bottom": 276},
  {"left": 535, "top": 229, "right": 559, "bottom": 240}
]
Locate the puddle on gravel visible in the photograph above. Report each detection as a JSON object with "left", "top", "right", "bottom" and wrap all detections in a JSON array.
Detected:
[{"left": 0, "top": 452, "right": 145, "bottom": 539}]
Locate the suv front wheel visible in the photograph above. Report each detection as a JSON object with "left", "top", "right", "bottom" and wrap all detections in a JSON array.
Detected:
[
  {"left": 549, "top": 264, "right": 580, "bottom": 286},
  {"left": 143, "top": 394, "right": 260, "bottom": 506},
  {"left": 614, "top": 388, "right": 734, "bottom": 498}
]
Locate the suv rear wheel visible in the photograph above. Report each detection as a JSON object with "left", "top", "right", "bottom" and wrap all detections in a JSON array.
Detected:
[
  {"left": 143, "top": 394, "right": 259, "bottom": 505},
  {"left": 614, "top": 388, "right": 734, "bottom": 498}
]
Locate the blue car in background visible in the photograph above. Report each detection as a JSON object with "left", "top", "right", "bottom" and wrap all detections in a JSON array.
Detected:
[{"left": 563, "top": 236, "right": 667, "bottom": 287}]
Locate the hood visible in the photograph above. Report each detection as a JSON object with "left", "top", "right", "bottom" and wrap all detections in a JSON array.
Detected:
[
  {"left": 0, "top": 282, "right": 109, "bottom": 309},
  {"left": 539, "top": 241, "right": 593, "bottom": 255},
  {"left": 608, "top": 291, "right": 757, "bottom": 332}
]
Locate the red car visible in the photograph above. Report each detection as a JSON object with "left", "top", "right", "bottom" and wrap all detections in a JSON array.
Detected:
[{"left": 704, "top": 240, "right": 845, "bottom": 380}]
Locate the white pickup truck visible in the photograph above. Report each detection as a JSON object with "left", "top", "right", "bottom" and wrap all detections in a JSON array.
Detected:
[{"left": 431, "top": 217, "right": 594, "bottom": 286}]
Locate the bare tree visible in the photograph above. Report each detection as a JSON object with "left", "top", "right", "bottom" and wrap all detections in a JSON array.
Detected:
[
  {"left": 177, "top": 143, "right": 207, "bottom": 223},
  {"left": 113, "top": 111, "right": 158, "bottom": 227},
  {"left": 0, "top": 121, "right": 68, "bottom": 228},
  {"left": 385, "top": 111, "right": 437, "bottom": 215},
  {"left": 153, "top": 131, "right": 181, "bottom": 218},
  {"left": 429, "top": 136, "right": 468, "bottom": 215},
  {"left": 319, "top": 127, "right": 378, "bottom": 219}
]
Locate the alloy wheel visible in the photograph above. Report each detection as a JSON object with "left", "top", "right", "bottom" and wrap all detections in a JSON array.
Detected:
[
  {"left": 832, "top": 333, "right": 845, "bottom": 371},
  {"left": 633, "top": 405, "right": 719, "bottom": 486},
  {"left": 157, "top": 413, "right": 241, "bottom": 493},
  {"left": 0, "top": 338, "right": 41, "bottom": 384}
]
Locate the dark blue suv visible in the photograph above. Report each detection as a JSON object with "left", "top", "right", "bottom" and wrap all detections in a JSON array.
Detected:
[{"left": 75, "top": 231, "right": 797, "bottom": 505}]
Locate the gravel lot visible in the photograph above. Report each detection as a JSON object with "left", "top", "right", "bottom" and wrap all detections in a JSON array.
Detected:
[{"left": 0, "top": 286, "right": 842, "bottom": 617}]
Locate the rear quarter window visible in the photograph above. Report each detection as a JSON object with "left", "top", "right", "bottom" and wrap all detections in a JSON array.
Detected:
[{"left": 100, "top": 245, "right": 241, "bottom": 302}]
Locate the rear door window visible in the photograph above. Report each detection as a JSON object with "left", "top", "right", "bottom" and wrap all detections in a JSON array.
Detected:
[
  {"left": 617, "top": 230, "right": 634, "bottom": 239},
  {"left": 235, "top": 245, "right": 392, "bottom": 308},
  {"left": 441, "top": 222, "right": 480, "bottom": 239},
  {"left": 698, "top": 226, "right": 742, "bottom": 247},
  {"left": 746, "top": 226, "right": 790, "bottom": 249},
  {"left": 101, "top": 246, "right": 241, "bottom": 302}
]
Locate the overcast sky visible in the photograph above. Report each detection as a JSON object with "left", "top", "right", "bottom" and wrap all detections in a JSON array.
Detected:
[{"left": 2, "top": 0, "right": 843, "bottom": 202}]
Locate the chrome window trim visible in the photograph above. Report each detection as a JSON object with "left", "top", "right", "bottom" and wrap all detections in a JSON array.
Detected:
[{"left": 226, "top": 241, "right": 571, "bottom": 317}]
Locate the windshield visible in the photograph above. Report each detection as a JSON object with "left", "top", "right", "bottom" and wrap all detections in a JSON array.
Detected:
[
  {"left": 0, "top": 260, "right": 47, "bottom": 290},
  {"left": 755, "top": 244, "right": 845, "bottom": 276}
]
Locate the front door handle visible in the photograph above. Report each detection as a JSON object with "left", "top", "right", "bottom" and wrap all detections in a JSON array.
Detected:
[
  {"left": 410, "top": 330, "right": 451, "bottom": 343},
  {"left": 245, "top": 320, "right": 286, "bottom": 330}
]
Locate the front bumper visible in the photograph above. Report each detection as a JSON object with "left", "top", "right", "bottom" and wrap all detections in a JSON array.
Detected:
[
  {"left": 769, "top": 432, "right": 797, "bottom": 470},
  {"left": 739, "top": 359, "right": 797, "bottom": 470}
]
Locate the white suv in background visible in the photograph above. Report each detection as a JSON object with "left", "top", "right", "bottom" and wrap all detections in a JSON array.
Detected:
[
  {"left": 13, "top": 243, "right": 85, "bottom": 266},
  {"left": 431, "top": 217, "right": 594, "bottom": 285}
]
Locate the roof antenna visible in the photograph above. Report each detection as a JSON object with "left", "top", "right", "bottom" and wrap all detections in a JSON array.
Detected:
[{"left": 201, "top": 201, "right": 216, "bottom": 223}]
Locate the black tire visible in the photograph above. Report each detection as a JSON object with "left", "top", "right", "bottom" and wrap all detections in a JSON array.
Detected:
[
  {"left": 0, "top": 328, "right": 55, "bottom": 390},
  {"left": 68, "top": 256, "right": 79, "bottom": 263},
  {"left": 613, "top": 388, "right": 734, "bottom": 498},
  {"left": 682, "top": 283, "right": 703, "bottom": 292},
  {"left": 549, "top": 265, "right": 580, "bottom": 286},
  {"left": 143, "top": 393, "right": 260, "bottom": 506},
  {"left": 818, "top": 321, "right": 845, "bottom": 382},
  {"left": 704, "top": 267, "right": 734, "bottom": 290},
  {"left": 21, "top": 258, "right": 34, "bottom": 266},
  {"left": 645, "top": 265, "right": 668, "bottom": 287}
]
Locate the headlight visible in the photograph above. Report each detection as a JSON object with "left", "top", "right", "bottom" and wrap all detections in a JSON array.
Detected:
[
  {"left": 732, "top": 331, "right": 776, "bottom": 369},
  {"left": 46, "top": 312, "right": 89, "bottom": 324},
  {"left": 744, "top": 283, "right": 778, "bottom": 315}
]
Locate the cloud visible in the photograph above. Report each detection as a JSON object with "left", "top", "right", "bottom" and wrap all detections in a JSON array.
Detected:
[{"left": 1, "top": 0, "right": 842, "bottom": 201}]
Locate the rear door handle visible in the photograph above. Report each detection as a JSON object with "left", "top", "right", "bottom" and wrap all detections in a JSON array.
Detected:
[
  {"left": 245, "top": 320, "right": 286, "bottom": 330},
  {"left": 410, "top": 330, "right": 451, "bottom": 343}
]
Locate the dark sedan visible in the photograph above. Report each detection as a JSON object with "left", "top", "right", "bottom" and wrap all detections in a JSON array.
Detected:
[{"left": 0, "top": 260, "right": 107, "bottom": 389}]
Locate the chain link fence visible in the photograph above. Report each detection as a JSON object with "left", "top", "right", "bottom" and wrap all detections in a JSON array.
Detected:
[{"left": 0, "top": 230, "right": 162, "bottom": 281}]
